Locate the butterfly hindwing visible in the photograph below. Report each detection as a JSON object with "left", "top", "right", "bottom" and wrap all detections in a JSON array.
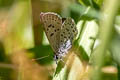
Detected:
[
  {"left": 40, "top": 12, "right": 62, "bottom": 53},
  {"left": 59, "top": 18, "right": 78, "bottom": 53}
]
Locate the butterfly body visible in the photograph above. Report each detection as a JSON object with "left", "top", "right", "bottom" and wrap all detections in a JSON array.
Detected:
[{"left": 40, "top": 12, "right": 77, "bottom": 62}]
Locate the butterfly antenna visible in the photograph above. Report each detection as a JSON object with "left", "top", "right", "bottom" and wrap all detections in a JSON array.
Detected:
[{"left": 32, "top": 55, "right": 49, "bottom": 61}]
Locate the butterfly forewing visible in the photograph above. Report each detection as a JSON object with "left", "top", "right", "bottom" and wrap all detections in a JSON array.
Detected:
[
  {"left": 40, "top": 12, "right": 62, "bottom": 53},
  {"left": 59, "top": 18, "right": 78, "bottom": 53}
]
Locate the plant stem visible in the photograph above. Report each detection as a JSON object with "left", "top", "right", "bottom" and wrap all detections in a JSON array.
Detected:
[{"left": 91, "top": 0, "right": 119, "bottom": 80}]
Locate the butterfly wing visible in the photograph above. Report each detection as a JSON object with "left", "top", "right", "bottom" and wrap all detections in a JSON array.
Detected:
[
  {"left": 40, "top": 12, "right": 62, "bottom": 53},
  {"left": 58, "top": 18, "right": 78, "bottom": 54}
]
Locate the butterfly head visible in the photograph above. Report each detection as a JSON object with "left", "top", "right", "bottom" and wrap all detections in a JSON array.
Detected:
[
  {"left": 53, "top": 52, "right": 65, "bottom": 64},
  {"left": 54, "top": 54, "right": 59, "bottom": 61}
]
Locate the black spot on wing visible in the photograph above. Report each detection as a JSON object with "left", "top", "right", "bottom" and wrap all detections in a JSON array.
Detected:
[
  {"left": 64, "top": 36, "right": 67, "bottom": 38},
  {"left": 44, "top": 21, "right": 46, "bottom": 23},
  {"left": 48, "top": 24, "right": 52, "bottom": 27},
  {"left": 54, "top": 29, "right": 56, "bottom": 32},
  {"left": 68, "top": 32, "right": 70, "bottom": 35},
  {"left": 66, "top": 28, "right": 69, "bottom": 31},
  {"left": 61, "top": 34, "right": 63, "bottom": 36},
  {"left": 57, "top": 29, "right": 60, "bottom": 31},
  {"left": 72, "top": 23, "right": 74, "bottom": 26},
  {"left": 62, "top": 18, "right": 66, "bottom": 23},
  {"left": 71, "top": 25, "right": 73, "bottom": 28},
  {"left": 57, "top": 22, "right": 60, "bottom": 24},
  {"left": 52, "top": 18, "right": 54, "bottom": 20},
  {"left": 50, "top": 33, "right": 54, "bottom": 37},
  {"left": 68, "top": 36, "right": 71, "bottom": 39},
  {"left": 52, "top": 26, "right": 54, "bottom": 28},
  {"left": 63, "top": 32, "right": 65, "bottom": 34},
  {"left": 68, "top": 22, "right": 71, "bottom": 25},
  {"left": 73, "top": 30, "right": 75, "bottom": 32}
]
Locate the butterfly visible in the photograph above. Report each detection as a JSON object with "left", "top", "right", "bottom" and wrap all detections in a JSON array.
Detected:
[{"left": 40, "top": 12, "right": 78, "bottom": 63}]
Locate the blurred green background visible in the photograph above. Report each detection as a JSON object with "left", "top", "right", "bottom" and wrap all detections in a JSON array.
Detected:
[{"left": 0, "top": 0, "right": 120, "bottom": 80}]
